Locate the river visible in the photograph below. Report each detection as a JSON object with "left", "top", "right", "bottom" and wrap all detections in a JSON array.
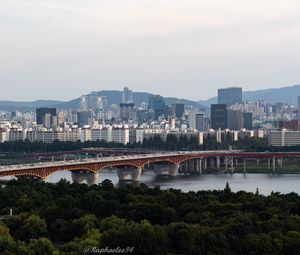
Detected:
[{"left": 34, "top": 169, "right": 300, "bottom": 195}]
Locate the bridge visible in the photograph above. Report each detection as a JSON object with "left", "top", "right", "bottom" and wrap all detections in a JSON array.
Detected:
[{"left": 0, "top": 150, "right": 299, "bottom": 184}]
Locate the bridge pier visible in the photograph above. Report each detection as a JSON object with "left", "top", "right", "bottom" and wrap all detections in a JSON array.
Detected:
[
  {"left": 277, "top": 158, "right": 283, "bottom": 168},
  {"left": 225, "top": 157, "right": 228, "bottom": 172},
  {"left": 216, "top": 156, "right": 220, "bottom": 169},
  {"left": 272, "top": 156, "right": 276, "bottom": 172},
  {"left": 268, "top": 158, "right": 271, "bottom": 170},
  {"left": 197, "top": 159, "right": 202, "bottom": 174},
  {"left": 230, "top": 157, "right": 234, "bottom": 174},
  {"left": 243, "top": 159, "right": 246, "bottom": 173},
  {"left": 117, "top": 167, "right": 142, "bottom": 181},
  {"left": 210, "top": 158, "right": 215, "bottom": 169},
  {"left": 154, "top": 164, "right": 179, "bottom": 176},
  {"left": 71, "top": 171, "right": 99, "bottom": 185}
]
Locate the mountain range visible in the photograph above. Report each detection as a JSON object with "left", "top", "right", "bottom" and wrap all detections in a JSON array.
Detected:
[
  {"left": 198, "top": 84, "right": 300, "bottom": 106},
  {"left": 1, "top": 84, "right": 300, "bottom": 112}
]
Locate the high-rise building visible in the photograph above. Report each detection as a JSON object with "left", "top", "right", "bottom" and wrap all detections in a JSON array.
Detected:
[
  {"left": 120, "top": 103, "right": 136, "bottom": 121},
  {"left": 149, "top": 95, "right": 165, "bottom": 119},
  {"left": 243, "top": 112, "right": 253, "bottom": 130},
  {"left": 227, "top": 110, "right": 243, "bottom": 130},
  {"left": 173, "top": 103, "right": 184, "bottom": 118},
  {"left": 122, "top": 87, "right": 133, "bottom": 104},
  {"left": 211, "top": 104, "right": 227, "bottom": 130},
  {"left": 218, "top": 87, "right": 242, "bottom": 106},
  {"left": 297, "top": 96, "right": 300, "bottom": 119},
  {"left": 36, "top": 108, "right": 57, "bottom": 127},
  {"left": 77, "top": 111, "right": 93, "bottom": 127},
  {"left": 189, "top": 112, "right": 204, "bottom": 131}
]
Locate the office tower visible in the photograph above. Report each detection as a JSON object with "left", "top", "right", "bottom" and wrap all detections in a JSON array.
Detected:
[
  {"left": 122, "top": 87, "right": 133, "bottom": 103},
  {"left": 173, "top": 103, "right": 184, "bottom": 118},
  {"left": 211, "top": 104, "right": 227, "bottom": 130},
  {"left": 77, "top": 111, "right": 93, "bottom": 127},
  {"left": 189, "top": 112, "right": 204, "bottom": 131},
  {"left": 120, "top": 103, "right": 136, "bottom": 121},
  {"left": 80, "top": 96, "right": 88, "bottom": 111},
  {"left": 218, "top": 87, "right": 242, "bottom": 106},
  {"left": 195, "top": 113, "right": 204, "bottom": 131},
  {"left": 149, "top": 95, "right": 165, "bottom": 119},
  {"left": 36, "top": 108, "right": 57, "bottom": 127},
  {"left": 243, "top": 112, "right": 253, "bottom": 130},
  {"left": 227, "top": 110, "right": 243, "bottom": 130},
  {"left": 139, "top": 102, "right": 148, "bottom": 110},
  {"left": 297, "top": 96, "right": 300, "bottom": 119}
]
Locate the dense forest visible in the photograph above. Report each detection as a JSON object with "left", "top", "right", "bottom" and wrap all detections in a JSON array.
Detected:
[
  {"left": 0, "top": 136, "right": 272, "bottom": 154},
  {"left": 1, "top": 179, "right": 300, "bottom": 254}
]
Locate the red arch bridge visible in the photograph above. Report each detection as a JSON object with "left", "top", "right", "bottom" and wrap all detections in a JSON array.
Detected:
[{"left": 0, "top": 151, "right": 299, "bottom": 184}]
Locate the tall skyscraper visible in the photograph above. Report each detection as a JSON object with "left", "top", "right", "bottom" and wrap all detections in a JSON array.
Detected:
[
  {"left": 36, "top": 108, "right": 57, "bottom": 127},
  {"left": 149, "top": 95, "right": 165, "bottom": 119},
  {"left": 173, "top": 103, "right": 184, "bottom": 118},
  {"left": 122, "top": 87, "right": 133, "bottom": 103},
  {"left": 189, "top": 112, "right": 204, "bottom": 131},
  {"left": 120, "top": 103, "right": 136, "bottom": 121},
  {"left": 227, "top": 110, "right": 243, "bottom": 130},
  {"left": 77, "top": 111, "right": 93, "bottom": 127},
  {"left": 211, "top": 104, "right": 227, "bottom": 130},
  {"left": 243, "top": 112, "right": 253, "bottom": 129},
  {"left": 297, "top": 96, "right": 300, "bottom": 119},
  {"left": 218, "top": 87, "right": 242, "bottom": 106}
]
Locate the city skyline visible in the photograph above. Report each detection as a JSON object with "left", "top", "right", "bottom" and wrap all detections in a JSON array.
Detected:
[{"left": 1, "top": 0, "right": 300, "bottom": 101}]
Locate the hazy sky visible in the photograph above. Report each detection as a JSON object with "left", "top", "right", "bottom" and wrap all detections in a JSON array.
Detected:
[{"left": 1, "top": 0, "right": 300, "bottom": 101}]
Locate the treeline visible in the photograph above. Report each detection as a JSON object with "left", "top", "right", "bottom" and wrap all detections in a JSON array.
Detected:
[
  {"left": 0, "top": 135, "right": 271, "bottom": 154},
  {"left": 1, "top": 180, "right": 300, "bottom": 254}
]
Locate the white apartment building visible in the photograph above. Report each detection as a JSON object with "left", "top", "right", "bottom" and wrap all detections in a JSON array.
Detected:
[
  {"left": 111, "top": 128, "right": 129, "bottom": 144},
  {"left": 269, "top": 129, "right": 300, "bottom": 146}
]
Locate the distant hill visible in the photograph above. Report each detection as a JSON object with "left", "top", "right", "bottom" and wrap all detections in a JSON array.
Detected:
[
  {"left": 56, "top": 90, "right": 206, "bottom": 110},
  {"left": 0, "top": 91, "right": 205, "bottom": 112},
  {"left": 3, "top": 84, "right": 300, "bottom": 112},
  {"left": 0, "top": 100, "right": 63, "bottom": 111},
  {"left": 199, "top": 84, "right": 300, "bottom": 106}
]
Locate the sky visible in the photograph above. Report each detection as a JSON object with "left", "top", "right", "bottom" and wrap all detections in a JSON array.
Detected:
[{"left": 1, "top": 0, "right": 300, "bottom": 102}]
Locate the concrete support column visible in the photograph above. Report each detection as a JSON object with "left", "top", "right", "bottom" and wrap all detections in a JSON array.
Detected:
[
  {"left": 199, "top": 159, "right": 202, "bottom": 174},
  {"left": 243, "top": 159, "right": 246, "bottom": 173},
  {"left": 86, "top": 172, "right": 99, "bottom": 185},
  {"left": 131, "top": 168, "right": 142, "bottom": 181},
  {"left": 272, "top": 156, "right": 276, "bottom": 172},
  {"left": 52, "top": 156, "right": 54, "bottom": 162},
  {"left": 117, "top": 167, "right": 142, "bottom": 181},
  {"left": 169, "top": 164, "right": 180, "bottom": 176},
  {"left": 216, "top": 156, "right": 220, "bottom": 169},
  {"left": 256, "top": 159, "right": 260, "bottom": 166},
  {"left": 235, "top": 159, "right": 238, "bottom": 168},
  {"left": 268, "top": 158, "right": 271, "bottom": 170},
  {"left": 230, "top": 157, "right": 234, "bottom": 174},
  {"left": 210, "top": 158, "right": 214, "bottom": 169},
  {"left": 277, "top": 158, "right": 283, "bottom": 168},
  {"left": 154, "top": 164, "right": 179, "bottom": 176},
  {"left": 225, "top": 157, "right": 228, "bottom": 172},
  {"left": 204, "top": 158, "right": 207, "bottom": 170},
  {"left": 71, "top": 171, "right": 99, "bottom": 186}
]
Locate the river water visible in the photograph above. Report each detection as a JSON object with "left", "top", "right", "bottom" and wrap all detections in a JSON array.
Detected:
[{"left": 35, "top": 169, "right": 300, "bottom": 195}]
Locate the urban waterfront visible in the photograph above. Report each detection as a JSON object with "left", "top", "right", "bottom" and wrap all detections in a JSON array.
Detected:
[{"left": 39, "top": 170, "right": 300, "bottom": 195}]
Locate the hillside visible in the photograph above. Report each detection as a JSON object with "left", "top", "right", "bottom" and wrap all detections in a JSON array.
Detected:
[
  {"left": 0, "top": 91, "right": 205, "bottom": 111},
  {"left": 199, "top": 84, "right": 300, "bottom": 106}
]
